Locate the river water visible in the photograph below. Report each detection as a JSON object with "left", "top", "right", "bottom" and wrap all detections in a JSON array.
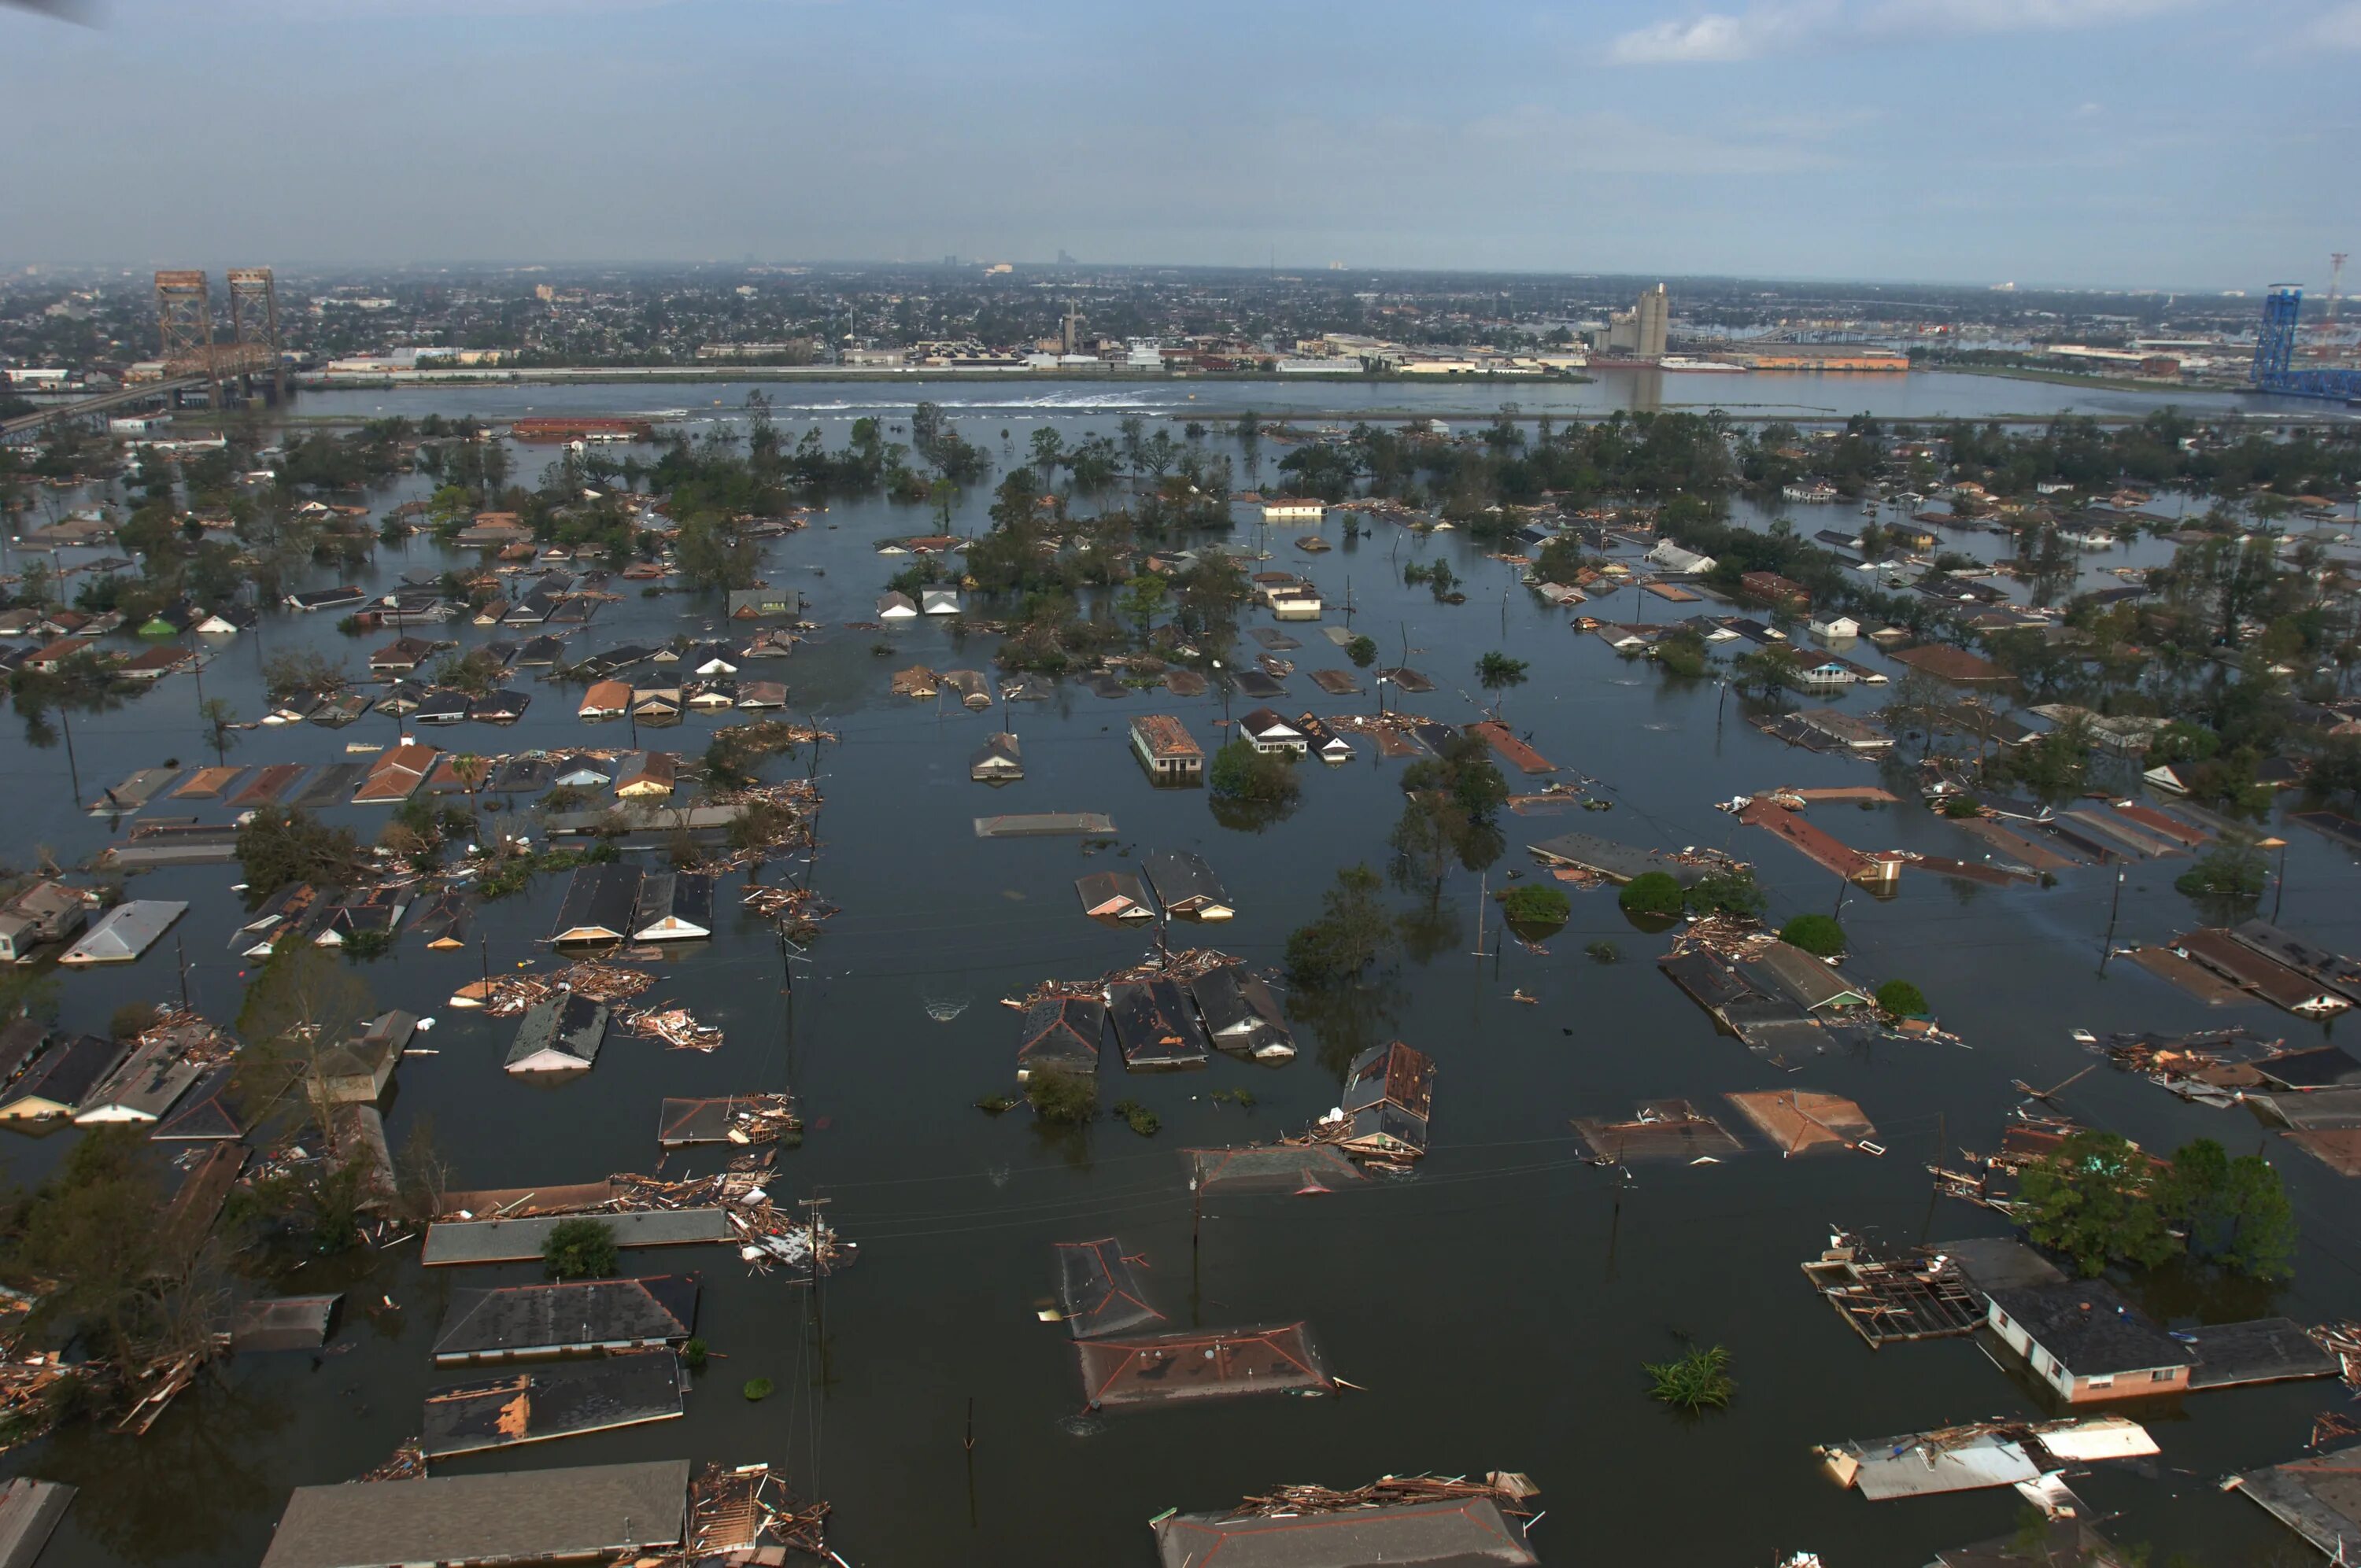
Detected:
[{"left": 3, "top": 378, "right": 2358, "bottom": 1568}]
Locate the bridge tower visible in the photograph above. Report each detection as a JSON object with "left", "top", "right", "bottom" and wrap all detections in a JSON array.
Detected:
[
  {"left": 227, "top": 267, "right": 285, "bottom": 404},
  {"left": 154, "top": 269, "right": 220, "bottom": 408},
  {"left": 2330, "top": 253, "right": 2351, "bottom": 326},
  {"left": 2252, "top": 284, "right": 2301, "bottom": 386}
]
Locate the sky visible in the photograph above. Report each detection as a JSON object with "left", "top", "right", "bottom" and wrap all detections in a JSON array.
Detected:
[{"left": 0, "top": 0, "right": 2354, "bottom": 290}]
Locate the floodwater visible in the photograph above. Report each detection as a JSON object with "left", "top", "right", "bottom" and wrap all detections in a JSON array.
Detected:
[{"left": 4, "top": 384, "right": 2359, "bottom": 1568}]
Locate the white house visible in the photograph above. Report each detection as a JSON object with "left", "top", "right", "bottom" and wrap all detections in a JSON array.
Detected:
[
  {"left": 1238, "top": 708, "right": 1307, "bottom": 755},
  {"left": 1647, "top": 540, "right": 1717, "bottom": 576},
  {"left": 1809, "top": 614, "right": 1862, "bottom": 640},
  {"left": 920, "top": 588, "right": 962, "bottom": 616},
  {"left": 877, "top": 592, "right": 919, "bottom": 621},
  {"left": 1261, "top": 498, "right": 1326, "bottom": 524}
]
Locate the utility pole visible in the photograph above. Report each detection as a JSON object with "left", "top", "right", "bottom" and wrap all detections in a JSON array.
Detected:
[
  {"left": 799, "top": 1195, "right": 833, "bottom": 1331},
  {"left": 176, "top": 935, "right": 190, "bottom": 1012},
  {"left": 2271, "top": 838, "right": 2289, "bottom": 924},
  {"left": 1471, "top": 871, "right": 1487, "bottom": 959},
  {"left": 2104, "top": 868, "right": 2126, "bottom": 951},
  {"left": 478, "top": 933, "right": 491, "bottom": 1005}
]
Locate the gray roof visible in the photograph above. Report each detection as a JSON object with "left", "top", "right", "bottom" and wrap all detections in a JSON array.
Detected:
[
  {"left": 1988, "top": 1281, "right": 2187, "bottom": 1376},
  {"left": 1156, "top": 1498, "right": 1536, "bottom": 1568},
  {"left": 0, "top": 1480, "right": 74, "bottom": 1568},
  {"left": 552, "top": 863, "right": 641, "bottom": 942},
  {"left": 2235, "top": 1441, "right": 2361, "bottom": 1560},
  {"left": 433, "top": 1276, "right": 698, "bottom": 1360},
  {"left": 1528, "top": 832, "right": 1704, "bottom": 887},
  {"left": 423, "top": 1208, "right": 733, "bottom": 1266},
  {"left": 1142, "top": 850, "right": 1230, "bottom": 912},
  {"left": 504, "top": 994, "right": 609, "bottom": 1072},
  {"left": 58, "top": 900, "right": 186, "bottom": 965},
  {"left": 230, "top": 1294, "right": 342, "bottom": 1352},
  {"left": 423, "top": 1352, "right": 687, "bottom": 1459},
  {"left": 1750, "top": 941, "right": 1873, "bottom": 1012},
  {"left": 0, "top": 1035, "right": 127, "bottom": 1116},
  {"left": 260, "top": 1459, "right": 689, "bottom": 1568}
]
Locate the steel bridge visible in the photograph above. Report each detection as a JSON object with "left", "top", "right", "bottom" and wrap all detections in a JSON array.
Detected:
[{"left": 2251, "top": 284, "right": 2361, "bottom": 402}]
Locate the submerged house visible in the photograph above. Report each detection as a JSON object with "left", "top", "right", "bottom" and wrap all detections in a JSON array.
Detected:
[
  {"left": 1076, "top": 870, "right": 1155, "bottom": 924},
  {"left": 1986, "top": 1281, "right": 2191, "bottom": 1404},
  {"left": 1017, "top": 997, "right": 1106, "bottom": 1080},
  {"left": 1188, "top": 965, "right": 1295, "bottom": 1061},
  {"left": 1238, "top": 707, "right": 1307, "bottom": 756},
  {"left": 0, "top": 880, "right": 88, "bottom": 962},
  {"left": 312, "top": 1011, "right": 417, "bottom": 1105},
  {"left": 504, "top": 994, "right": 610, "bottom": 1075},
  {"left": 0, "top": 1035, "right": 128, "bottom": 1120},
  {"left": 1107, "top": 978, "right": 1210, "bottom": 1069},
  {"left": 1336, "top": 1041, "right": 1435, "bottom": 1161},
  {"left": 431, "top": 1276, "right": 700, "bottom": 1363},
  {"left": 57, "top": 900, "right": 186, "bottom": 966},
  {"left": 970, "top": 732, "right": 1024, "bottom": 783},
  {"left": 261, "top": 1460, "right": 692, "bottom": 1568},
  {"left": 551, "top": 865, "right": 644, "bottom": 946},
  {"left": 1129, "top": 715, "right": 1203, "bottom": 787},
  {"left": 1142, "top": 850, "right": 1233, "bottom": 921},
  {"left": 632, "top": 872, "right": 714, "bottom": 943}
]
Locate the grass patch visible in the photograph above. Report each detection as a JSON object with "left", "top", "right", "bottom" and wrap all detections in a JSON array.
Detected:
[{"left": 1645, "top": 1344, "right": 1734, "bottom": 1411}]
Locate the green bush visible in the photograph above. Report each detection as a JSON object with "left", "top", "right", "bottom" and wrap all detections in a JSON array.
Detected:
[
  {"left": 1875, "top": 980, "right": 1928, "bottom": 1017},
  {"left": 1686, "top": 869, "right": 1767, "bottom": 921},
  {"left": 1499, "top": 884, "right": 1572, "bottom": 930},
  {"left": 1619, "top": 872, "right": 1684, "bottom": 917},
  {"left": 1645, "top": 1345, "right": 1735, "bottom": 1411},
  {"left": 1025, "top": 1066, "right": 1097, "bottom": 1124},
  {"left": 541, "top": 1217, "right": 619, "bottom": 1281},
  {"left": 742, "top": 1378, "right": 775, "bottom": 1401},
  {"left": 1942, "top": 795, "right": 1982, "bottom": 819},
  {"left": 1585, "top": 940, "right": 1621, "bottom": 964},
  {"left": 1111, "top": 1098, "right": 1161, "bottom": 1136},
  {"left": 681, "top": 1337, "right": 708, "bottom": 1371},
  {"left": 1779, "top": 914, "right": 1846, "bottom": 957}
]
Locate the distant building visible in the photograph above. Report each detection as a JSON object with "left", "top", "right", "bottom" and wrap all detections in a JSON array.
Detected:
[{"left": 1605, "top": 284, "right": 1670, "bottom": 360}]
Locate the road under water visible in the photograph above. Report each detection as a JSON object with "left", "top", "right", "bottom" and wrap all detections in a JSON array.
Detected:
[{"left": 2, "top": 385, "right": 2356, "bottom": 1567}]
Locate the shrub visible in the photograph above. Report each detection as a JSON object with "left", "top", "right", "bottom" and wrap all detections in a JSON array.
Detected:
[
  {"left": 1111, "top": 1098, "right": 1161, "bottom": 1136},
  {"left": 1876, "top": 980, "right": 1928, "bottom": 1017},
  {"left": 1942, "top": 795, "right": 1982, "bottom": 819},
  {"left": 1499, "top": 884, "right": 1572, "bottom": 930},
  {"left": 1779, "top": 914, "right": 1846, "bottom": 957},
  {"left": 681, "top": 1337, "right": 708, "bottom": 1370},
  {"left": 541, "top": 1217, "right": 620, "bottom": 1281},
  {"left": 1619, "top": 872, "right": 1684, "bottom": 918},
  {"left": 1645, "top": 1345, "right": 1735, "bottom": 1411},
  {"left": 1585, "top": 940, "right": 1621, "bottom": 964},
  {"left": 742, "top": 1378, "right": 775, "bottom": 1401},
  {"left": 1025, "top": 1066, "right": 1097, "bottom": 1124},
  {"left": 1686, "top": 869, "right": 1766, "bottom": 921},
  {"left": 974, "top": 1092, "right": 1019, "bottom": 1115}
]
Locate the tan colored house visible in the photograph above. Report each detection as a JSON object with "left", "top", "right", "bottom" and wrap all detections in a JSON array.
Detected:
[{"left": 614, "top": 752, "right": 677, "bottom": 799}]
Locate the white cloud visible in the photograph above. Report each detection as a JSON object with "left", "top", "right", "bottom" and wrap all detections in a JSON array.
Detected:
[
  {"left": 1606, "top": 3, "right": 1834, "bottom": 62},
  {"left": 2303, "top": 0, "right": 2361, "bottom": 46},
  {"left": 1608, "top": 0, "right": 2202, "bottom": 62}
]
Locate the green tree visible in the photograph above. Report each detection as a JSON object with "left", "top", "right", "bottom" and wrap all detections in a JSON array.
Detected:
[
  {"left": 1619, "top": 872, "right": 1685, "bottom": 917},
  {"left": 199, "top": 698, "right": 239, "bottom": 766},
  {"left": 1345, "top": 634, "right": 1377, "bottom": 668},
  {"left": 1686, "top": 868, "right": 1767, "bottom": 920},
  {"left": 1284, "top": 865, "right": 1396, "bottom": 987},
  {"left": 1779, "top": 913, "right": 1846, "bottom": 957},
  {"left": 1121, "top": 573, "right": 1168, "bottom": 647},
  {"left": 1025, "top": 1066, "right": 1096, "bottom": 1124},
  {"left": 1499, "top": 884, "right": 1571, "bottom": 931},
  {"left": 1208, "top": 738, "right": 1300, "bottom": 805},
  {"left": 236, "top": 806, "right": 370, "bottom": 897},
  {"left": 2017, "top": 1130, "right": 2178, "bottom": 1277},
  {"left": 1475, "top": 651, "right": 1528, "bottom": 717},
  {"left": 2160, "top": 1138, "right": 2296, "bottom": 1280},
  {"left": 542, "top": 1218, "right": 620, "bottom": 1280},
  {"left": 1875, "top": 980, "right": 1928, "bottom": 1016}
]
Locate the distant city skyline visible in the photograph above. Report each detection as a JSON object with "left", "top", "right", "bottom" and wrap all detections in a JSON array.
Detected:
[{"left": 0, "top": 0, "right": 2352, "bottom": 292}]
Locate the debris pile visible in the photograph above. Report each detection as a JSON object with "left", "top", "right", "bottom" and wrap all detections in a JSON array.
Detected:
[
  {"left": 621, "top": 1005, "right": 724, "bottom": 1052},
  {"left": 1212, "top": 1472, "right": 1540, "bottom": 1522},
  {"left": 355, "top": 1440, "right": 429, "bottom": 1483},
  {"left": 678, "top": 1462, "right": 829, "bottom": 1560},
  {"left": 482, "top": 961, "right": 657, "bottom": 1017},
  {"left": 741, "top": 884, "right": 837, "bottom": 928}
]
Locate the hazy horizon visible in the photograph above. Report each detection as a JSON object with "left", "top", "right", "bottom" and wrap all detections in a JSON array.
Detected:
[{"left": 2, "top": 0, "right": 2353, "bottom": 293}]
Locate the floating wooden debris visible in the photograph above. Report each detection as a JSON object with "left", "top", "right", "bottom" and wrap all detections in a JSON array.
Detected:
[
  {"left": 479, "top": 961, "right": 656, "bottom": 1019},
  {"left": 621, "top": 1005, "right": 722, "bottom": 1052},
  {"left": 657, "top": 1095, "right": 800, "bottom": 1149}
]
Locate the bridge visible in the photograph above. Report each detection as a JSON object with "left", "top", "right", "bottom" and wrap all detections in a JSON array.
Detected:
[
  {"left": 2, "top": 375, "right": 211, "bottom": 444},
  {"left": 2251, "top": 285, "right": 2361, "bottom": 403}
]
